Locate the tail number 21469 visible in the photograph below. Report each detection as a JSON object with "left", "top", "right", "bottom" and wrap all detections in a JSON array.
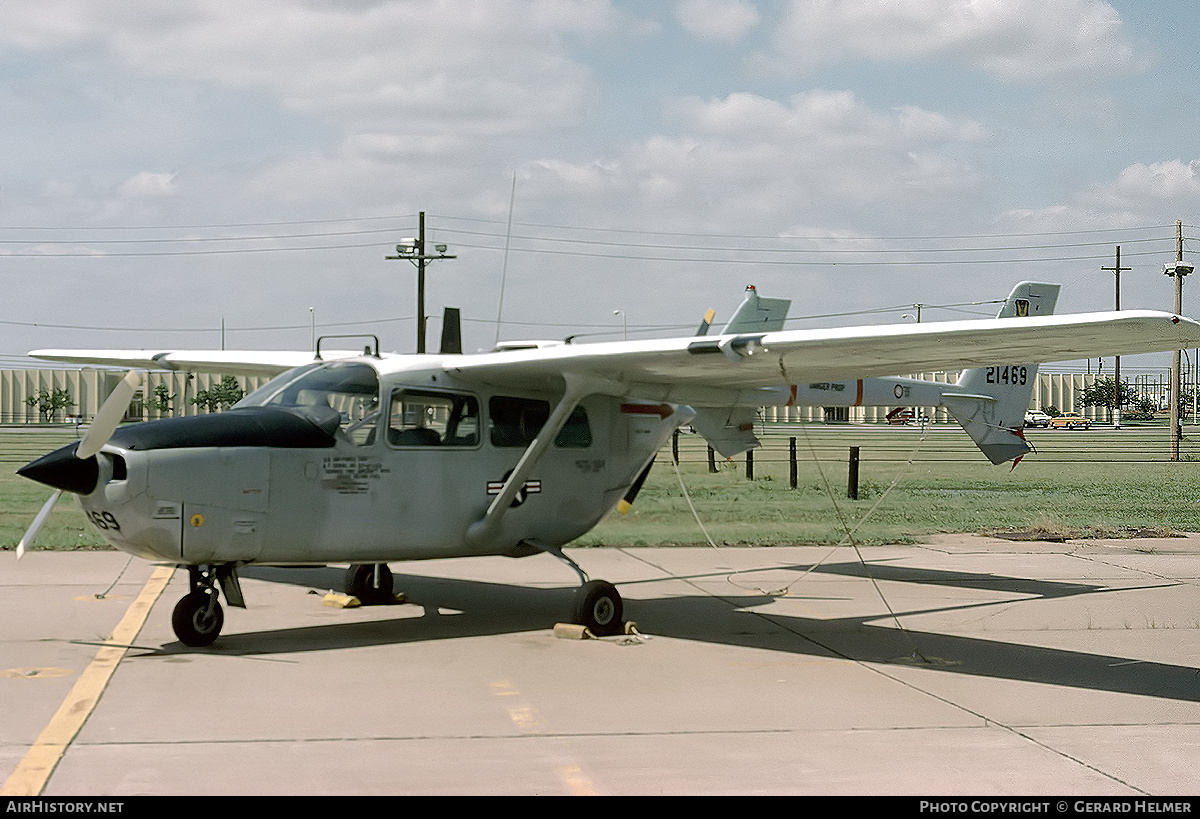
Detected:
[{"left": 985, "top": 365, "right": 1028, "bottom": 386}]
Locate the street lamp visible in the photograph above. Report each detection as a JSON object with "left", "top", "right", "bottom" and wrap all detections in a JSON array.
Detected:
[
  {"left": 613, "top": 310, "right": 627, "bottom": 340},
  {"left": 385, "top": 212, "right": 457, "bottom": 354}
]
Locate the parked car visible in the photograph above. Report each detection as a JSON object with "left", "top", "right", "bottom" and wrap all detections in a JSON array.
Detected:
[
  {"left": 1048, "top": 412, "right": 1091, "bottom": 429},
  {"left": 1024, "top": 410, "right": 1051, "bottom": 428}
]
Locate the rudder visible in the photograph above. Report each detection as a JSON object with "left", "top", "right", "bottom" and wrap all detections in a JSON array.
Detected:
[{"left": 944, "top": 282, "right": 1060, "bottom": 465}]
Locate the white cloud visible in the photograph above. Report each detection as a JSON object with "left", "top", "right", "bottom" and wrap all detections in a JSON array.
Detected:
[
  {"left": 525, "top": 90, "right": 989, "bottom": 231},
  {"left": 119, "top": 171, "right": 177, "bottom": 198},
  {"left": 1105, "top": 160, "right": 1200, "bottom": 203},
  {"left": 0, "top": 0, "right": 620, "bottom": 136},
  {"left": 762, "top": 0, "right": 1139, "bottom": 81},
  {"left": 996, "top": 160, "right": 1200, "bottom": 236},
  {"left": 674, "top": 0, "right": 760, "bottom": 43}
]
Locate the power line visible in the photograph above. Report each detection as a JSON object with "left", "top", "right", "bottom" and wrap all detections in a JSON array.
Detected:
[
  {"left": 0, "top": 213, "right": 418, "bottom": 232},
  {"left": 433, "top": 212, "right": 1175, "bottom": 242},
  {"left": 0, "top": 298, "right": 1008, "bottom": 338},
  {"left": 0, "top": 240, "right": 394, "bottom": 258},
  {"left": 445, "top": 238, "right": 1171, "bottom": 267},
  {"left": 2, "top": 211, "right": 1172, "bottom": 241},
  {"left": 0, "top": 215, "right": 1188, "bottom": 268},
  {"left": 0, "top": 226, "right": 402, "bottom": 245}
]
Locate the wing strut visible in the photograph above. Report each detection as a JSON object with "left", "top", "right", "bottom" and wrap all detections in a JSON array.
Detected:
[{"left": 465, "top": 373, "right": 621, "bottom": 548}]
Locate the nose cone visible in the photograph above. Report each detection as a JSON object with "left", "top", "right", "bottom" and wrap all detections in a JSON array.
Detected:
[{"left": 17, "top": 442, "right": 99, "bottom": 495}]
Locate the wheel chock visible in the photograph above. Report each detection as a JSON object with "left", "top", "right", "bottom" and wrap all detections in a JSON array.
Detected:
[
  {"left": 553, "top": 622, "right": 593, "bottom": 640},
  {"left": 322, "top": 592, "right": 406, "bottom": 608},
  {"left": 553, "top": 621, "right": 639, "bottom": 640}
]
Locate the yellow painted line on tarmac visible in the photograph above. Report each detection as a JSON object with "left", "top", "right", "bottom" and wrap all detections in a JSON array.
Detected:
[
  {"left": 490, "top": 679, "right": 599, "bottom": 795},
  {"left": 0, "top": 564, "right": 175, "bottom": 797},
  {"left": 558, "top": 764, "right": 598, "bottom": 797}
]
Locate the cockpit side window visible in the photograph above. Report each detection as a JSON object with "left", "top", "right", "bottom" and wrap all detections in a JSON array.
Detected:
[{"left": 388, "top": 390, "right": 480, "bottom": 447}]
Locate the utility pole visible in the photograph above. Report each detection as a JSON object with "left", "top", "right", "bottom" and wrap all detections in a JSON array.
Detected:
[
  {"left": 1164, "top": 220, "right": 1193, "bottom": 460},
  {"left": 386, "top": 211, "right": 457, "bottom": 353},
  {"left": 1102, "top": 246, "right": 1130, "bottom": 427}
]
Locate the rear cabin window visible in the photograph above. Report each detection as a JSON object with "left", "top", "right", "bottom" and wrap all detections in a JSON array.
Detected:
[
  {"left": 388, "top": 390, "right": 479, "bottom": 447},
  {"left": 488, "top": 396, "right": 591, "bottom": 448}
]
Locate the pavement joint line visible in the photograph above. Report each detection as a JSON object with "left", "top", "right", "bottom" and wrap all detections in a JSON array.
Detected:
[
  {"left": 766, "top": 605, "right": 1154, "bottom": 796},
  {"left": 0, "top": 564, "right": 175, "bottom": 797},
  {"left": 678, "top": 556, "right": 1160, "bottom": 796}
]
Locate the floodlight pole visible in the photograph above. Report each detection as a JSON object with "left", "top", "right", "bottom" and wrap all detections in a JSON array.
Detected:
[
  {"left": 386, "top": 211, "right": 456, "bottom": 353},
  {"left": 1165, "top": 221, "right": 1192, "bottom": 461},
  {"left": 1102, "top": 246, "right": 1129, "bottom": 428}
]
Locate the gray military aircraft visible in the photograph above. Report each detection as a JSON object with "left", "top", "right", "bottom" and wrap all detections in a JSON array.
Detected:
[{"left": 16, "top": 282, "right": 1200, "bottom": 647}]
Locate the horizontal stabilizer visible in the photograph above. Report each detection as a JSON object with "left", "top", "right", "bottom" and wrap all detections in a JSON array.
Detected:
[
  {"left": 942, "top": 394, "right": 1032, "bottom": 465},
  {"left": 691, "top": 406, "right": 760, "bottom": 458}
]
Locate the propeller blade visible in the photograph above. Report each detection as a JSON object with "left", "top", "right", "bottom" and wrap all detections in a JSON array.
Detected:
[
  {"left": 77, "top": 371, "right": 140, "bottom": 459},
  {"left": 17, "top": 489, "right": 63, "bottom": 559},
  {"left": 617, "top": 457, "right": 655, "bottom": 515}
]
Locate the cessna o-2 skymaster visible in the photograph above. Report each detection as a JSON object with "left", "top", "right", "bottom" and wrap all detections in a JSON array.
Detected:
[{"left": 15, "top": 281, "right": 1200, "bottom": 647}]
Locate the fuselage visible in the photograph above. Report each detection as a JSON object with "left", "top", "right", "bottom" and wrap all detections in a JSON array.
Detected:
[{"left": 25, "top": 357, "right": 679, "bottom": 566}]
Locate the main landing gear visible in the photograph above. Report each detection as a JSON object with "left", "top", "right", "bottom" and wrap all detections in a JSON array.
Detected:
[
  {"left": 572, "top": 579, "right": 624, "bottom": 636},
  {"left": 344, "top": 563, "right": 395, "bottom": 605},
  {"left": 534, "top": 542, "right": 626, "bottom": 636}
]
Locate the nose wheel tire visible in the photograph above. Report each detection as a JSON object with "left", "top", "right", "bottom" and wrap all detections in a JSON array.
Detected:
[
  {"left": 172, "top": 592, "right": 225, "bottom": 647},
  {"left": 572, "top": 580, "right": 623, "bottom": 636},
  {"left": 345, "top": 563, "right": 394, "bottom": 605}
]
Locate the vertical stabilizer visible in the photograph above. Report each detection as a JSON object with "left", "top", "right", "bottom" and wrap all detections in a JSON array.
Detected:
[
  {"left": 944, "top": 282, "right": 1061, "bottom": 465},
  {"left": 721, "top": 285, "right": 791, "bottom": 334}
]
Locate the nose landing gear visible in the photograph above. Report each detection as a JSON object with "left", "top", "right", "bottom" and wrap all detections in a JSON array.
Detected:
[
  {"left": 172, "top": 590, "right": 224, "bottom": 647},
  {"left": 172, "top": 566, "right": 224, "bottom": 647},
  {"left": 170, "top": 564, "right": 243, "bottom": 647}
]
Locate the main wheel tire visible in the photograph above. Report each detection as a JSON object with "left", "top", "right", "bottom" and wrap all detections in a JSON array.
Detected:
[
  {"left": 345, "top": 563, "right": 394, "bottom": 605},
  {"left": 572, "top": 580, "right": 623, "bottom": 636},
  {"left": 172, "top": 591, "right": 224, "bottom": 647}
]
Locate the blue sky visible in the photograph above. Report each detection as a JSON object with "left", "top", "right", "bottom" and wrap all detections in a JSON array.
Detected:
[{"left": 2, "top": 0, "right": 1199, "bottom": 370}]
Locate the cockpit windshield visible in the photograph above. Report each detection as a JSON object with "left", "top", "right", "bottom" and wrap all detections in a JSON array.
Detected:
[{"left": 237, "top": 361, "right": 381, "bottom": 444}]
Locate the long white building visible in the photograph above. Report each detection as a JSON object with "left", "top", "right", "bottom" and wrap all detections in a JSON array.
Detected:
[
  {"left": 1, "top": 366, "right": 1176, "bottom": 427},
  {"left": 1, "top": 368, "right": 270, "bottom": 425}
]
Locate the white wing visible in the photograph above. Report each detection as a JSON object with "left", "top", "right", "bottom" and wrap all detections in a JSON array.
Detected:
[
  {"left": 28, "top": 349, "right": 365, "bottom": 377},
  {"left": 30, "top": 310, "right": 1200, "bottom": 398},
  {"left": 445, "top": 310, "right": 1200, "bottom": 401}
]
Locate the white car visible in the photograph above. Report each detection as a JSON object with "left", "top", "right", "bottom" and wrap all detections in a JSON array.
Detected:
[{"left": 1024, "top": 410, "right": 1051, "bottom": 428}]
